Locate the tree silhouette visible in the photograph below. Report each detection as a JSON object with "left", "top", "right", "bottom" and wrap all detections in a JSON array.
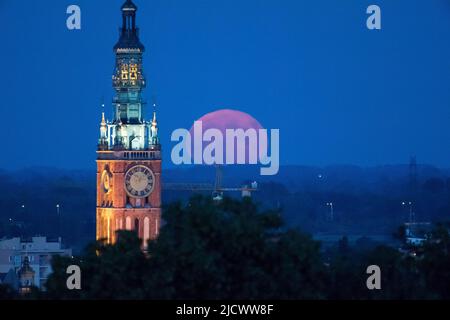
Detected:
[
  {"left": 46, "top": 195, "right": 326, "bottom": 299},
  {"left": 43, "top": 195, "right": 450, "bottom": 300}
]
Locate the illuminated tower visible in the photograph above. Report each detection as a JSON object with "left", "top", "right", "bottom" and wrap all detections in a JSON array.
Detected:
[{"left": 96, "top": 0, "right": 161, "bottom": 248}]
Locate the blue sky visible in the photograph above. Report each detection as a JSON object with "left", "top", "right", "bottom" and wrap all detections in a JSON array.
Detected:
[{"left": 0, "top": 0, "right": 449, "bottom": 170}]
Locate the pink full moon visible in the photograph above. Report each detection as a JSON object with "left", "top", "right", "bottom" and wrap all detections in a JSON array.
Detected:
[
  {"left": 191, "top": 109, "right": 263, "bottom": 134},
  {"left": 189, "top": 109, "right": 264, "bottom": 164}
]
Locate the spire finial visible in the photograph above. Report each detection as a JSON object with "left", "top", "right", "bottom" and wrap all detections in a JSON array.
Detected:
[
  {"left": 152, "top": 103, "right": 157, "bottom": 124},
  {"left": 101, "top": 101, "right": 106, "bottom": 124}
]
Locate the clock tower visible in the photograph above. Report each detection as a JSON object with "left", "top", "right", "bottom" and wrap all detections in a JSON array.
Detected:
[{"left": 96, "top": 0, "right": 161, "bottom": 247}]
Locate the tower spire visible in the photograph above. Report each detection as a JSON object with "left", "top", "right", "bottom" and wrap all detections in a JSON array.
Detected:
[
  {"left": 152, "top": 103, "right": 157, "bottom": 125},
  {"left": 150, "top": 103, "right": 159, "bottom": 146},
  {"left": 114, "top": 0, "right": 144, "bottom": 51},
  {"left": 101, "top": 102, "right": 106, "bottom": 125},
  {"left": 98, "top": 101, "right": 108, "bottom": 150}
]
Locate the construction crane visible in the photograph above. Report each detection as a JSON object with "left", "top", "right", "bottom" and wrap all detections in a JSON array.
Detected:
[{"left": 163, "top": 165, "right": 258, "bottom": 201}]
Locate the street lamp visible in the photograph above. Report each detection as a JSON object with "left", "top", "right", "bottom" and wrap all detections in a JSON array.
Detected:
[
  {"left": 56, "top": 204, "right": 62, "bottom": 239},
  {"left": 402, "top": 201, "right": 414, "bottom": 223},
  {"left": 326, "top": 202, "right": 334, "bottom": 221}
]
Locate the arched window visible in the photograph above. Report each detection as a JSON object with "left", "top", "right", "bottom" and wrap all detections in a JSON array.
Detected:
[
  {"left": 134, "top": 218, "right": 140, "bottom": 234},
  {"left": 143, "top": 217, "right": 150, "bottom": 246},
  {"left": 131, "top": 137, "right": 140, "bottom": 150}
]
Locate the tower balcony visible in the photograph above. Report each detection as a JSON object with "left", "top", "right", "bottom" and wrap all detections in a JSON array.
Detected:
[
  {"left": 112, "top": 96, "right": 143, "bottom": 104},
  {"left": 97, "top": 148, "right": 161, "bottom": 161}
]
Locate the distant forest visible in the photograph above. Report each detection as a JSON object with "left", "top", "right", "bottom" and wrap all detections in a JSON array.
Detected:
[{"left": 0, "top": 164, "right": 449, "bottom": 252}]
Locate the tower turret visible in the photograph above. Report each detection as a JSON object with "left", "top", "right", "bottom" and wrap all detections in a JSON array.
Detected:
[
  {"left": 18, "top": 256, "right": 35, "bottom": 295},
  {"left": 114, "top": 0, "right": 144, "bottom": 52},
  {"left": 98, "top": 104, "right": 108, "bottom": 147},
  {"left": 150, "top": 109, "right": 159, "bottom": 146},
  {"left": 100, "top": 0, "right": 153, "bottom": 151}
]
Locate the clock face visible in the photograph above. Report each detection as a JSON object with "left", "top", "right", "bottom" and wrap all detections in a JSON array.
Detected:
[
  {"left": 124, "top": 165, "right": 155, "bottom": 198},
  {"left": 101, "top": 170, "right": 112, "bottom": 193}
]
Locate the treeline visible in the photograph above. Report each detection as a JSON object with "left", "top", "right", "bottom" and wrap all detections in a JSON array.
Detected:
[
  {"left": 2, "top": 196, "right": 449, "bottom": 300},
  {"left": 1, "top": 166, "right": 450, "bottom": 252}
]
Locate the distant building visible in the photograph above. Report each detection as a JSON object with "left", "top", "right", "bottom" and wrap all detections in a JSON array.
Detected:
[
  {"left": 18, "top": 256, "right": 35, "bottom": 294},
  {"left": 404, "top": 222, "right": 432, "bottom": 246},
  {"left": 0, "top": 237, "right": 72, "bottom": 290}
]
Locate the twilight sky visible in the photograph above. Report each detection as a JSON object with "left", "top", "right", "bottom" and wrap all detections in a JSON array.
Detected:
[{"left": 0, "top": 0, "right": 449, "bottom": 170}]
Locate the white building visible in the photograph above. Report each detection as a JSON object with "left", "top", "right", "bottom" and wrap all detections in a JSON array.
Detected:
[{"left": 0, "top": 237, "right": 72, "bottom": 290}]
